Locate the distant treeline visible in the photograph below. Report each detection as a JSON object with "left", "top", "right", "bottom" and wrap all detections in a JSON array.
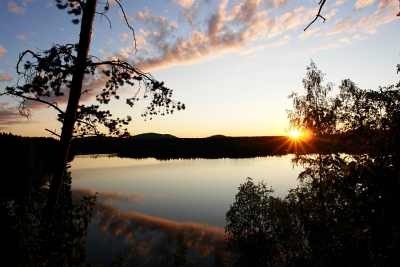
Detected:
[
  {"left": 0, "top": 132, "right": 59, "bottom": 176},
  {"left": 0, "top": 133, "right": 58, "bottom": 200},
  {"left": 0, "top": 132, "right": 356, "bottom": 161},
  {"left": 70, "top": 134, "right": 352, "bottom": 160}
]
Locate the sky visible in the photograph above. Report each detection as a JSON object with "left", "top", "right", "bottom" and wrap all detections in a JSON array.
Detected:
[{"left": 0, "top": 0, "right": 399, "bottom": 138}]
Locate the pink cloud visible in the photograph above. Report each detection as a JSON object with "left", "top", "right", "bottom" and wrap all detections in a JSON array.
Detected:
[
  {"left": 0, "top": 105, "right": 25, "bottom": 125},
  {"left": 8, "top": 1, "right": 26, "bottom": 15},
  {"left": 328, "top": 0, "right": 396, "bottom": 35},
  {"left": 181, "top": 2, "right": 200, "bottom": 25},
  {"left": 72, "top": 188, "right": 146, "bottom": 205},
  {"left": 17, "top": 34, "right": 26, "bottom": 40},
  {"left": 298, "top": 27, "right": 320, "bottom": 40},
  {"left": 106, "top": 1, "right": 318, "bottom": 72},
  {"left": 119, "top": 33, "right": 130, "bottom": 42},
  {"left": 92, "top": 201, "right": 227, "bottom": 266},
  {"left": 267, "top": 35, "right": 291, "bottom": 47},
  {"left": 267, "top": 0, "right": 290, "bottom": 8},
  {"left": 8, "top": 0, "right": 33, "bottom": 14},
  {"left": 173, "top": 0, "right": 195, "bottom": 9},
  {"left": 136, "top": 9, "right": 150, "bottom": 21},
  {"left": 0, "top": 45, "right": 7, "bottom": 57},
  {"left": 0, "top": 71, "right": 13, "bottom": 82},
  {"left": 355, "top": 0, "right": 374, "bottom": 10},
  {"left": 334, "top": 0, "right": 346, "bottom": 7}
]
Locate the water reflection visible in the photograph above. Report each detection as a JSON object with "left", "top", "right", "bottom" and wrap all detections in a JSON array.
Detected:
[
  {"left": 70, "top": 155, "right": 302, "bottom": 265},
  {"left": 94, "top": 202, "right": 225, "bottom": 266}
]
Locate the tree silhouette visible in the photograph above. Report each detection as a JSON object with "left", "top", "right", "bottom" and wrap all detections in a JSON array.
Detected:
[
  {"left": 1, "top": 0, "right": 185, "bottom": 258},
  {"left": 173, "top": 233, "right": 196, "bottom": 267},
  {"left": 226, "top": 61, "right": 400, "bottom": 266}
]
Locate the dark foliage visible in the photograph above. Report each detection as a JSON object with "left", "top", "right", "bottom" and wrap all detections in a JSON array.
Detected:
[
  {"left": 226, "top": 61, "right": 400, "bottom": 266},
  {"left": 0, "top": 133, "right": 97, "bottom": 266}
]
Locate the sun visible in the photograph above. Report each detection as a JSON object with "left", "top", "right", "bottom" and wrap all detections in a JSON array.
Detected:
[{"left": 288, "top": 130, "right": 302, "bottom": 139}]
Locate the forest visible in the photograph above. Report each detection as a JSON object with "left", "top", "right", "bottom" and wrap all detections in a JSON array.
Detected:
[
  {"left": 1, "top": 0, "right": 399, "bottom": 266},
  {"left": 70, "top": 134, "right": 350, "bottom": 159},
  {"left": 2, "top": 59, "right": 400, "bottom": 266},
  {"left": 225, "top": 61, "right": 400, "bottom": 266}
]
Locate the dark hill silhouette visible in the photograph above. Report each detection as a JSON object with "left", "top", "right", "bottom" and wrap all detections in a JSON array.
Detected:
[
  {"left": 70, "top": 134, "right": 352, "bottom": 159},
  {"left": 130, "top": 133, "right": 178, "bottom": 139},
  {"left": 206, "top": 134, "right": 228, "bottom": 138}
]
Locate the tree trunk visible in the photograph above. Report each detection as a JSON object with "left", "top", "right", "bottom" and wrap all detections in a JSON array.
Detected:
[{"left": 40, "top": 0, "right": 97, "bottom": 256}]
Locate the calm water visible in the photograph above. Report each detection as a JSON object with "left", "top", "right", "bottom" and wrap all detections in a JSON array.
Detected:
[{"left": 70, "top": 155, "right": 302, "bottom": 266}]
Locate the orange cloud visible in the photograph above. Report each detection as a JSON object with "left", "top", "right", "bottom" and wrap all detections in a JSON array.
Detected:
[
  {"left": 119, "top": 33, "right": 130, "bottom": 42},
  {"left": 0, "top": 70, "right": 13, "bottom": 82},
  {"left": 0, "top": 45, "right": 6, "bottom": 57},
  {"left": 0, "top": 106, "right": 24, "bottom": 125},
  {"left": 173, "top": 0, "right": 195, "bottom": 9},
  {"left": 17, "top": 35, "right": 26, "bottom": 40},
  {"left": 355, "top": 0, "right": 374, "bottom": 10},
  {"left": 329, "top": 0, "right": 397, "bottom": 35}
]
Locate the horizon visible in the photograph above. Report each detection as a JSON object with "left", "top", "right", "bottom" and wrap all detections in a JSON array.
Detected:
[
  {"left": 1, "top": 131, "right": 291, "bottom": 139},
  {"left": 1, "top": 1, "right": 399, "bottom": 138}
]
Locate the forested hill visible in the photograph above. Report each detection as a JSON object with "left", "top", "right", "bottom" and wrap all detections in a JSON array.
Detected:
[
  {"left": 70, "top": 133, "right": 349, "bottom": 159},
  {"left": 0, "top": 132, "right": 352, "bottom": 160}
]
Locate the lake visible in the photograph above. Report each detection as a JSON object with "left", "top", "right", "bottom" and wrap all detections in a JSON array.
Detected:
[{"left": 69, "top": 154, "right": 303, "bottom": 266}]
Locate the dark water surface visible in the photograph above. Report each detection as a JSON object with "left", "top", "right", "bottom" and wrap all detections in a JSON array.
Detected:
[{"left": 70, "top": 155, "right": 302, "bottom": 266}]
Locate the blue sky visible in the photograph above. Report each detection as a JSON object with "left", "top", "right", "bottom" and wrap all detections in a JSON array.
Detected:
[{"left": 0, "top": 0, "right": 399, "bottom": 137}]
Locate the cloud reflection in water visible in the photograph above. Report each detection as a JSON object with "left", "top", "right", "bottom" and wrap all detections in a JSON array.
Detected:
[{"left": 72, "top": 188, "right": 227, "bottom": 267}]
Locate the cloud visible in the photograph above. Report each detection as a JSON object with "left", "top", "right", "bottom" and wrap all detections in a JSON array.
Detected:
[
  {"left": 8, "top": 1, "right": 26, "bottom": 14},
  {"left": 119, "top": 9, "right": 134, "bottom": 24},
  {"left": 310, "top": 37, "right": 355, "bottom": 52},
  {"left": 267, "top": 35, "right": 291, "bottom": 47},
  {"left": 324, "top": 8, "right": 338, "bottom": 21},
  {"left": 228, "top": 0, "right": 263, "bottom": 24},
  {"left": 354, "top": 0, "right": 374, "bottom": 10},
  {"left": 135, "top": 32, "right": 148, "bottom": 50},
  {"left": 240, "top": 44, "right": 267, "bottom": 55},
  {"left": 0, "top": 71, "right": 13, "bottom": 82},
  {"left": 120, "top": 33, "right": 130, "bottom": 42},
  {"left": 0, "top": 103, "right": 35, "bottom": 132},
  {"left": 91, "top": 201, "right": 227, "bottom": 267},
  {"left": 328, "top": 0, "right": 397, "bottom": 35},
  {"left": 173, "top": 0, "right": 195, "bottom": 9},
  {"left": 333, "top": 0, "right": 346, "bottom": 7},
  {"left": 136, "top": 9, "right": 150, "bottom": 21},
  {"left": 107, "top": 2, "right": 320, "bottom": 72},
  {"left": 181, "top": 2, "right": 200, "bottom": 25},
  {"left": 8, "top": 0, "right": 32, "bottom": 15},
  {"left": 72, "top": 188, "right": 147, "bottom": 205},
  {"left": 0, "top": 45, "right": 7, "bottom": 57},
  {"left": 267, "top": 0, "right": 290, "bottom": 8},
  {"left": 106, "top": 0, "right": 396, "bottom": 74},
  {"left": 17, "top": 34, "right": 26, "bottom": 40},
  {"left": 298, "top": 27, "right": 320, "bottom": 40}
]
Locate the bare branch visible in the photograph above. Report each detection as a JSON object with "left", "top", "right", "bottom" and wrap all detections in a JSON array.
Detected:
[
  {"left": 114, "top": 0, "right": 137, "bottom": 52},
  {"left": 96, "top": 11, "right": 112, "bottom": 28},
  {"left": 5, "top": 92, "right": 65, "bottom": 115},
  {"left": 45, "top": 128, "right": 61, "bottom": 138},
  {"left": 304, "top": 0, "right": 327, "bottom": 31}
]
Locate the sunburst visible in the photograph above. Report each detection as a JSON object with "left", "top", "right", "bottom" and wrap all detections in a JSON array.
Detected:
[{"left": 288, "top": 130, "right": 302, "bottom": 139}]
